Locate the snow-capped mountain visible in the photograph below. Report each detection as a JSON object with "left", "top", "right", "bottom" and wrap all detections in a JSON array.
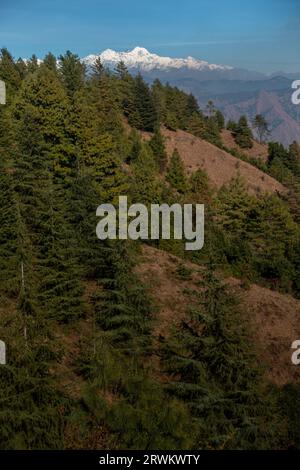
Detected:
[{"left": 83, "top": 46, "right": 233, "bottom": 72}]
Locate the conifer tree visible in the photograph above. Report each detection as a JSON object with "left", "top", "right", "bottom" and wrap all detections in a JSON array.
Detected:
[
  {"left": 149, "top": 127, "right": 167, "bottom": 172},
  {"left": 127, "top": 129, "right": 142, "bottom": 163},
  {"left": 26, "top": 54, "right": 39, "bottom": 74},
  {"left": 131, "top": 145, "right": 161, "bottom": 204},
  {"left": 13, "top": 63, "right": 73, "bottom": 179},
  {"left": 160, "top": 266, "right": 284, "bottom": 449},
  {"left": 92, "top": 57, "right": 105, "bottom": 81},
  {"left": 234, "top": 116, "right": 253, "bottom": 149},
  {"left": 0, "top": 311, "right": 68, "bottom": 449},
  {"left": 43, "top": 52, "right": 58, "bottom": 73},
  {"left": 166, "top": 149, "right": 189, "bottom": 194},
  {"left": 0, "top": 48, "right": 23, "bottom": 96},
  {"left": 58, "top": 50, "right": 85, "bottom": 99},
  {"left": 35, "top": 175, "right": 84, "bottom": 322},
  {"left": 215, "top": 110, "right": 225, "bottom": 130},
  {"left": 115, "top": 61, "right": 135, "bottom": 118},
  {"left": 129, "top": 74, "right": 157, "bottom": 131},
  {"left": 93, "top": 241, "right": 152, "bottom": 355},
  {"left": 151, "top": 78, "right": 166, "bottom": 125}
]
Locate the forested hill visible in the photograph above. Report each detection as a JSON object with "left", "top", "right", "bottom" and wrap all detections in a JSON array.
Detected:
[{"left": 0, "top": 48, "right": 300, "bottom": 450}]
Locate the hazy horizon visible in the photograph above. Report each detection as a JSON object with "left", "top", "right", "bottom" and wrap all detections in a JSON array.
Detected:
[{"left": 0, "top": 0, "right": 299, "bottom": 74}]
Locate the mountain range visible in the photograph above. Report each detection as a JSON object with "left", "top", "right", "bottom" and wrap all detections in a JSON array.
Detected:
[{"left": 82, "top": 47, "right": 300, "bottom": 146}]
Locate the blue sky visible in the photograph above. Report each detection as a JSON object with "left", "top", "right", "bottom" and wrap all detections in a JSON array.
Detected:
[{"left": 0, "top": 0, "right": 299, "bottom": 73}]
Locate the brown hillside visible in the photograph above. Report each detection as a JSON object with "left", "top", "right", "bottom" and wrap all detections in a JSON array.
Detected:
[
  {"left": 137, "top": 245, "right": 300, "bottom": 386},
  {"left": 143, "top": 128, "right": 284, "bottom": 195},
  {"left": 221, "top": 129, "right": 269, "bottom": 162}
]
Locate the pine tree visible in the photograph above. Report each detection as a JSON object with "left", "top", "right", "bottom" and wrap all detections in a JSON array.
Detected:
[
  {"left": 131, "top": 145, "right": 161, "bottom": 204},
  {"left": 43, "top": 52, "right": 58, "bottom": 73},
  {"left": 187, "top": 112, "right": 206, "bottom": 138},
  {"left": 127, "top": 129, "right": 142, "bottom": 163},
  {"left": 26, "top": 54, "right": 39, "bottom": 74},
  {"left": 129, "top": 74, "right": 157, "bottom": 131},
  {"left": 0, "top": 312, "right": 68, "bottom": 449},
  {"left": 0, "top": 48, "right": 22, "bottom": 97},
  {"left": 13, "top": 63, "right": 74, "bottom": 179},
  {"left": 215, "top": 110, "right": 225, "bottom": 130},
  {"left": 188, "top": 168, "right": 211, "bottom": 203},
  {"left": 160, "top": 266, "right": 284, "bottom": 449},
  {"left": 35, "top": 175, "right": 84, "bottom": 322},
  {"left": 0, "top": 167, "right": 21, "bottom": 296},
  {"left": 58, "top": 50, "right": 85, "bottom": 99},
  {"left": 91, "top": 57, "right": 105, "bottom": 81},
  {"left": 93, "top": 241, "right": 152, "bottom": 355},
  {"left": 151, "top": 79, "right": 166, "bottom": 125},
  {"left": 166, "top": 149, "right": 189, "bottom": 194}
]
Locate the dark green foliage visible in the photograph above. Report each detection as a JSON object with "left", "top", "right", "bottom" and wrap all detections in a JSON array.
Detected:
[
  {"left": 1, "top": 46, "right": 299, "bottom": 451},
  {"left": 215, "top": 109, "right": 225, "bottom": 130},
  {"left": 268, "top": 141, "right": 300, "bottom": 180},
  {"left": 0, "top": 48, "right": 23, "bottom": 97},
  {"left": 115, "top": 61, "right": 135, "bottom": 118},
  {"left": 78, "top": 336, "right": 193, "bottom": 450},
  {"left": 131, "top": 145, "right": 162, "bottom": 204},
  {"left": 35, "top": 178, "right": 84, "bottom": 322},
  {"left": 227, "top": 119, "right": 237, "bottom": 132},
  {"left": 92, "top": 57, "right": 105, "bottom": 81},
  {"left": 166, "top": 149, "right": 189, "bottom": 194},
  {"left": 0, "top": 314, "right": 68, "bottom": 449},
  {"left": 149, "top": 127, "right": 167, "bottom": 172},
  {"left": 128, "top": 74, "right": 157, "bottom": 131},
  {"left": 93, "top": 241, "right": 152, "bottom": 355},
  {"left": 127, "top": 129, "right": 142, "bottom": 163},
  {"left": 187, "top": 110, "right": 222, "bottom": 146},
  {"left": 43, "top": 52, "right": 58, "bottom": 73},
  {"left": 0, "top": 168, "right": 19, "bottom": 295},
  {"left": 216, "top": 177, "right": 300, "bottom": 294},
  {"left": 58, "top": 51, "right": 86, "bottom": 99},
  {"left": 26, "top": 54, "right": 39, "bottom": 74}
]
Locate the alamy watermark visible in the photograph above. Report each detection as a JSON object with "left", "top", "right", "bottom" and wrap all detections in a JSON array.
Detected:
[
  {"left": 96, "top": 196, "right": 205, "bottom": 251},
  {"left": 291, "top": 80, "right": 300, "bottom": 105},
  {"left": 0, "top": 341, "right": 6, "bottom": 365}
]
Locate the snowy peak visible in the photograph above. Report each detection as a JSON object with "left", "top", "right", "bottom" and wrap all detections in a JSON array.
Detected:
[{"left": 83, "top": 47, "right": 233, "bottom": 72}]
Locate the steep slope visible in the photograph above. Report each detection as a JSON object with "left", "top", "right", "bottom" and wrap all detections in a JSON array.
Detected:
[
  {"left": 143, "top": 128, "right": 285, "bottom": 195},
  {"left": 137, "top": 245, "right": 300, "bottom": 386}
]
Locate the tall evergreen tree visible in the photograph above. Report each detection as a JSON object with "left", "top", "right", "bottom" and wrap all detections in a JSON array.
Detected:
[
  {"left": 234, "top": 116, "right": 253, "bottom": 149},
  {"left": 149, "top": 127, "right": 167, "bottom": 172},
  {"left": 129, "top": 74, "right": 157, "bottom": 132},
  {"left": 166, "top": 149, "right": 189, "bottom": 194},
  {"left": 58, "top": 50, "right": 85, "bottom": 99}
]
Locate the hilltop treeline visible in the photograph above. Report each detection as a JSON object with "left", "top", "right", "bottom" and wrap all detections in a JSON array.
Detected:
[{"left": 0, "top": 48, "right": 300, "bottom": 449}]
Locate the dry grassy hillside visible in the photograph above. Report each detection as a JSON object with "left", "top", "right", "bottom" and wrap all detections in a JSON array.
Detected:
[
  {"left": 137, "top": 245, "right": 300, "bottom": 386},
  {"left": 142, "top": 128, "right": 284, "bottom": 195}
]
